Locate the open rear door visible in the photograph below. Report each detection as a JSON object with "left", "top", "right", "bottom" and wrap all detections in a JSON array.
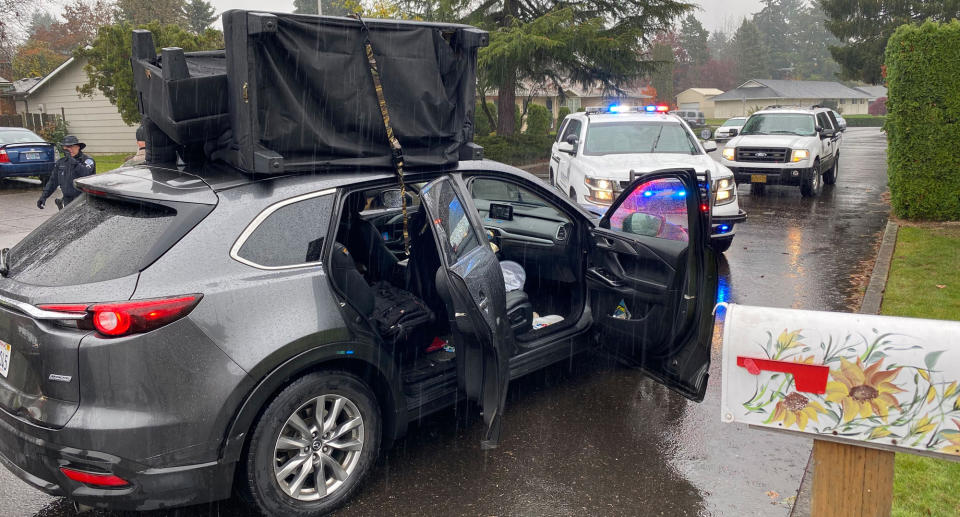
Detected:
[
  {"left": 419, "top": 175, "right": 511, "bottom": 448},
  {"left": 586, "top": 169, "right": 718, "bottom": 401}
]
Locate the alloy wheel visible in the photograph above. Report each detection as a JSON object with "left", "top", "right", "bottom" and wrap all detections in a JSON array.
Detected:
[{"left": 273, "top": 394, "right": 365, "bottom": 501}]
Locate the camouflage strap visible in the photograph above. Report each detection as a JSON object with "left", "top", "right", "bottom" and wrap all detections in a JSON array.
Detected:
[{"left": 355, "top": 14, "right": 410, "bottom": 256}]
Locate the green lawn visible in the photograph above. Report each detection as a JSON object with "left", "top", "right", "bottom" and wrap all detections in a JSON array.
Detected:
[
  {"left": 91, "top": 153, "right": 134, "bottom": 173},
  {"left": 883, "top": 225, "right": 960, "bottom": 517}
]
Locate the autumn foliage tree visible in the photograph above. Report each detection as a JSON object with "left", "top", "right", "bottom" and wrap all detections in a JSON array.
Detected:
[{"left": 12, "top": 39, "right": 62, "bottom": 78}]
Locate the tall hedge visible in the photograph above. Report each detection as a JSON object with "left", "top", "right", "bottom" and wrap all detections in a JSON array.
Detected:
[{"left": 884, "top": 21, "right": 960, "bottom": 220}]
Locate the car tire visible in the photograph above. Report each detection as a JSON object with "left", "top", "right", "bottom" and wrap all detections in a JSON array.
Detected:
[
  {"left": 712, "top": 236, "right": 734, "bottom": 253},
  {"left": 823, "top": 154, "right": 839, "bottom": 185},
  {"left": 750, "top": 183, "right": 766, "bottom": 195},
  {"left": 800, "top": 160, "right": 822, "bottom": 197},
  {"left": 240, "top": 371, "right": 380, "bottom": 516}
]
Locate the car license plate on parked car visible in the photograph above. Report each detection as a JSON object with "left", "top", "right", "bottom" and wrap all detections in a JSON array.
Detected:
[
  {"left": 23, "top": 152, "right": 41, "bottom": 161},
  {"left": 750, "top": 174, "right": 767, "bottom": 183},
  {"left": 0, "top": 340, "right": 10, "bottom": 378}
]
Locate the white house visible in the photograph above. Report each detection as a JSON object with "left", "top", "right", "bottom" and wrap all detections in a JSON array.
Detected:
[
  {"left": 711, "top": 79, "right": 873, "bottom": 118},
  {"left": 15, "top": 57, "right": 137, "bottom": 153}
]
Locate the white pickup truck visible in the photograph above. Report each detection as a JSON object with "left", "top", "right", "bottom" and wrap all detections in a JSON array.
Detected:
[{"left": 719, "top": 107, "right": 844, "bottom": 197}]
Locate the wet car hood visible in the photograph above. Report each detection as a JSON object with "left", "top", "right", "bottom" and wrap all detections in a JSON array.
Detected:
[{"left": 575, "top": 153, "right": 731, "bottom": 180}]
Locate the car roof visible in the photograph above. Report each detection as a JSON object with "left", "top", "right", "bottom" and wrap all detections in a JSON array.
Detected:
[
  {"left": 572, "top": 112, "right": 685, "bottom": 124},
  {"left": 752, "top": 108, "right": 819, "bottom": 115}
]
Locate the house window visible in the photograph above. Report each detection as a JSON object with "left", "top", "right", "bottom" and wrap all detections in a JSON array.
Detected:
[{"left": 566, "top": 97, "right": 581, "bottom": 111}]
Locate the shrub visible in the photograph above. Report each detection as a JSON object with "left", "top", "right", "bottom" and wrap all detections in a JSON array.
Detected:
[
  {"left": 884, "top": 20, "right": 960, "bottom": 220},
  {"left": 474, "top": 133, "right": 556, "bottom": 166},
  {"left": 524, "top": 104, "right": 551, "bottom": 135},
  {"left": 843, "top": 115, "right": 886, "bottom": 127},
  {"left": 35, "top": 117, "right": 70, "bottom": 146},
  {"left": 556, "top": 106, "right": 571, "bottom": 127}
]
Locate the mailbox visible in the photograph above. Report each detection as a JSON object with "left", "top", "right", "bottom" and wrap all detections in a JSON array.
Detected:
[{"left": 720, "top": 303, "right": 960, "bottom": 460}]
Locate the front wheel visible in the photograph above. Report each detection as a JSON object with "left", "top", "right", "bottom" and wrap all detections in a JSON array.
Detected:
[
  {"left": 823, "top": 154, "right": 839, "bottom": 185},
  {"left": 800, "top": 161, "right": 822, "bottom": 197},
  {"left": 241, "top": 371, "right": 381, "bottom": 516}
]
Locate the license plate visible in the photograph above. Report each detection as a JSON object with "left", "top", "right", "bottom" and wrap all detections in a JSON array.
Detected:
[
  {"left": 0, "top": 340, "right": 10, "bottom": 378},
  {"left": 23, "top": 152, "right": 42, "bottom": 161},
  {"left": 750, "top": 174, "right": 767, "bottom": 183}
]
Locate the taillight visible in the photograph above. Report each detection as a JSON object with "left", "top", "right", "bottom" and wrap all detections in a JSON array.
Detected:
[
  {"left": 38, "top": 294, "right": 202, "bottom": 338},
  {"left": 0, "top": 150, "right": 9, "bottom": 163},
  {"left": 60, "top": 467, "right": 129, "bottom": 487}
]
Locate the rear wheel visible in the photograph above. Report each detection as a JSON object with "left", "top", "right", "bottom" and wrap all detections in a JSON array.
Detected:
[
  {"left": 241, "top": 371, "right": 380, "bottom": 516},
  {"left": 823, "top": 154, "right": 839, "bottom": 185},
  {"left": 800, "top": 160, "right": 822, "bottom": 197}
]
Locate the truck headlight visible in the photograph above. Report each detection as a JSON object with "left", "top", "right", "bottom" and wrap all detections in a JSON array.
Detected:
[
  {"left": 791, "top": 149, "right": 810, "bottom": 162},
  {"left": 722, "top": 148, "right": 735, "bottom": 161},
  {"left": 585, "top": 177, "right": 616, "bottom": 204},
  {"left": 714, "top": 177, "right": 736, "bottom": 205}
]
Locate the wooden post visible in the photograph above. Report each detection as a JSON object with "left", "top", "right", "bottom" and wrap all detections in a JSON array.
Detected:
[{"left": 811, "top": 439, "right": 894, "bottom": 517}]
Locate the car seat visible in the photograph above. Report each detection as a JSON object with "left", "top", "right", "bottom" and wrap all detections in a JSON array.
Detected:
[{"left": 338, "top": 194, "right": 401, "bottom": 284}]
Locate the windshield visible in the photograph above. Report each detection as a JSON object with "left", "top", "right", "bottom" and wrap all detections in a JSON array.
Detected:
[
  {"left": 722, "top": 118, "right": 746, "bottom": 127},
  {"left": 740, "top": 114, "right": 816, "bottom": 136},
  {"left": 583, "top": 122, "right": 699, "bottom": 156},
  {"left": 0, "top": 129, "right": 45, "bottom": 145}
]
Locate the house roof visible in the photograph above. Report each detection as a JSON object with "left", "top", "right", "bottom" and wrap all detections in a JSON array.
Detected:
[
  {"left": 678, "top": 88, "right": 724, "bottom": 97},
  {"left": 23, "top": 57, "right": 76, "bottom": 96},
  {"left": 853, "top": 85, "right": 887, "bottom": 99},
  {"left": 712, "top": 79, "right": 871, "bottom": 102},
  {"left": 13, "top": 77, "right": 42, "bottom": 93},
  {"left": 0, "top": 76, "right": 9, "bottom": 84}
]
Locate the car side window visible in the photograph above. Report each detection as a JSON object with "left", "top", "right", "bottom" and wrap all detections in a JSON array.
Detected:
[
  {"left": 606, "top": 178, "right": 689, "bottom": 242},
  {"left": 816, "top": 112, "right": 832, "bottom": 130},
  {"left": 560, "top": 119, "right": 582, "bottom": 142},
  {"left": 235, "top": 192, "right": 334, "bottom": 268},
  {"left": 556, "top": 119, "right": 569, "bottom": 142},
  {"left": 422, "top": 179, "right": 481, "bottom": 264},
  {"left": 826, "top": 111, "right": 840, "bottom": 129}
]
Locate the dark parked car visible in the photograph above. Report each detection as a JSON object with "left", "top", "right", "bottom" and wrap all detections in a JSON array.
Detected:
[
  {"left": 0, "top": 127, "right": 56, "bottom": 181},
  {"left": 0, "top": 161, "right": 718, "bottom": 515}
]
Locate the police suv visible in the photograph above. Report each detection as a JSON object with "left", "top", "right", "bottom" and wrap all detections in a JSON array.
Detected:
[
  {"left": 720, "top": 106, "right": 843, "bottom": 197},
  {"left": 550, "top": 105, "right": 746, "bottom": 252}
]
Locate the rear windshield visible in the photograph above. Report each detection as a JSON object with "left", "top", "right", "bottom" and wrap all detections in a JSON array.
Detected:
[
  {"left": 0, "top": 129, "right": 45, "bottom": 145},
  {"left": 7, "top": 196, "right": 178, "bottom": 286}
]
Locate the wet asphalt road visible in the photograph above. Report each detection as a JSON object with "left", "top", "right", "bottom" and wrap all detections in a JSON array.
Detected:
[{"left": 0, "top": 128, "right": 890, "bottom": 516}]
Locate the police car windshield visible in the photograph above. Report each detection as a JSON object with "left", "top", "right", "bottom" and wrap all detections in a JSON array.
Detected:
[
  {"left": 740, "top": 114, "right": 816, "bottom": 136},
  {"left": 583, "top": 122, "right": 699, "bottom": 156},
  {"left": 0, "top": 128, "right": 44, "bottom": 145}
]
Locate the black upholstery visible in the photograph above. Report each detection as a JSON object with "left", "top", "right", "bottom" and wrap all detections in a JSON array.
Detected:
[
  {"left": 338, "top": 194, "right": 400, "bottom": 284},
  {"left": 505, "top": 289, "right": 533, "bottom": 335},
  {"left": 406, "top": 211, "right": 445, "bottom": 317},
  {"left": 329, "top": 243, "right": 375, "bottom": 317}
]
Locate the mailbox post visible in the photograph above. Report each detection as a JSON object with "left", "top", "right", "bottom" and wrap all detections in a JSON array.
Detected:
[{"left": 720, "top": 304, "right": 960, "bottom": 516}]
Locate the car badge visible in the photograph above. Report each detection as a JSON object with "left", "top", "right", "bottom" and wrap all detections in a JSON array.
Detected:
[{"left": 756, "top": 152, "right": 767, "bottom": 157}]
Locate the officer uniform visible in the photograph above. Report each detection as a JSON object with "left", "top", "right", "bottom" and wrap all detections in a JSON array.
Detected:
[{"left": 38, "top": 135, "right": 96, "bottom": 209}]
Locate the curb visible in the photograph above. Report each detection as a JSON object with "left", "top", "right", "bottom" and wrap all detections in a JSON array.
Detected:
[{"left": 789, "top": 220, "right": 900, "bottom": 517}]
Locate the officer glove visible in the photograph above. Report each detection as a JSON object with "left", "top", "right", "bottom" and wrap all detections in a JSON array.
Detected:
[{"left": 37, "top": 198, "right": 45, "bottom": 209}]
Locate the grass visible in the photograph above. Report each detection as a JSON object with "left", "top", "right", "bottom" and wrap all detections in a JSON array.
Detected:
[
  {"left": 91, "top": 153, "right": 134, "bottom": 173},
  {"left": 883, "top": 224, "right": 960, "bottom": 517}
]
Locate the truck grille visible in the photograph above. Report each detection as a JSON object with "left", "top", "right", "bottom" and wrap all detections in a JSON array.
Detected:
[{"left": 736, "top": 147, "right": 790, "bottom": 163}]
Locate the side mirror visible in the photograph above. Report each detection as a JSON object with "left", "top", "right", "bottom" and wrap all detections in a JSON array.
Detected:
[
  {"left": 728, "top": 128, "right": 738, "bottom": 137},
  {"left": 557, "top": 141, "right": 576, "bottom": 155},
  {"left": 820, "top": 128, "right": 835, "bottom": 138},
  {"left": 622, "top": 212, "right": 664, "bottom": 237},
  {"left": 702, "top": 140, "right": 718, "bottom": 152},
  {"left": 700, "top": 129, "right": 712, "bottom": 140},
  {"left": 565, "top": 134, "right": 579, "bottom": 146}
]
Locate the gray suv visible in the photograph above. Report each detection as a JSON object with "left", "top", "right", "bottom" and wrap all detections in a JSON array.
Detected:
[{"left": 0, "top": 161, "right": 718, "bottom": 515}]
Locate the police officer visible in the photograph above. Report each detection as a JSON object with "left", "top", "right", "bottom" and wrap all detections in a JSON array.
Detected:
[{"left": 37, "top": 135, "right": 96, "bottom": 210}]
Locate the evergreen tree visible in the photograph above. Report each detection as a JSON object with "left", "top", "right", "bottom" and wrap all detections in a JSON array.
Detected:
[
  {"left": 820, "top": 0, "right": 960, "bottom": 83},
  {"left": 679, "top": 14, "right": 709, "bottom": 65},
  {"left": 732, "top": 19, "right": 767, "bottom": 83},
  {"left": 184, "top": 0, "right": 216, "bottom": 34},
  {"left": 707, "top": 30, "right": 730, "bottom": 58},
  {"left": 293, "top": 0, "right": 351, "bottom": 16},
  {"left": 752, "top": 0, "right": 805, "bottom": 78},
  {"left": 115, "top": 0, "right": 187, "bottom": 25},
  {"left": 650, "top": 41, "right": 674, "bottom": 104}
]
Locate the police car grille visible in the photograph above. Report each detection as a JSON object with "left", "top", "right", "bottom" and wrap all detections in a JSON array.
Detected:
[{"left": 736, "top": 147, "right": 789, "bottom": 163}]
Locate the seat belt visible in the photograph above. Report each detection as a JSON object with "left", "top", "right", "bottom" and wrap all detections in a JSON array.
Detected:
[{"left": 354, "top": 14, "right": 410, "bottom": 256}]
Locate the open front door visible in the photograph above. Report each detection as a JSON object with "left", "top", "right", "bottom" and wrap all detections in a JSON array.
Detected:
[
  {"left": 586, "top": 169, "right": 718, "bottom": 401},
  {"left": 419, "top": 175, "right": 511, "bottom": 448}
]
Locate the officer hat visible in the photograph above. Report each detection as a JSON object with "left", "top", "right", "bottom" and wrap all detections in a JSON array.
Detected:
[{"left": 61, "top": 135, "right": 86, "bottom": 150}]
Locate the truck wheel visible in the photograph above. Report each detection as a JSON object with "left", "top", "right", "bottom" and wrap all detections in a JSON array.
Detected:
[
  {"left": 240, "top": 371, "right": 380, "bottom": 516},
  {"left": 823, "top": 154, "right": 839, "bottom": 185},
  {"left": 712, "top": 236, "right": 734, "bottom": 253},
  {"left": 800, "top": 160, "right": 822, "bottom": 197},
  {"left": 750, "top": 183, "right": 766, "bottom": 195}
]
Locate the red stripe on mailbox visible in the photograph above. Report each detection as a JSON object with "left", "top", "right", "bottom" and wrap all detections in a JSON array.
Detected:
[{"left": 736, "top": 356, "right": 830, "bottom": 394}]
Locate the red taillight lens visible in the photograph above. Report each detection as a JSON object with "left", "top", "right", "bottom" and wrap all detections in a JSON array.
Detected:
[
  {"left": 0, "top": 150, "right": 9, "bottom": 163},
  {"left": 38, "top": 295, "right": 202, "bottom": 337},
  {"left": 60, "top": 467, "right": 129, "bottom": 487}
]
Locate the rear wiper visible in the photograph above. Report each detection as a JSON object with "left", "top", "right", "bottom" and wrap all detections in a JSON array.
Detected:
[{"left": 0, "top": 248, "right": 9, "bottom": 277}]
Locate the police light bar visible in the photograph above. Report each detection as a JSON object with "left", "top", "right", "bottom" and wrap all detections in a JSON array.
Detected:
[{"left": 585, "top": 105, "right": 670, "bottom": 114}]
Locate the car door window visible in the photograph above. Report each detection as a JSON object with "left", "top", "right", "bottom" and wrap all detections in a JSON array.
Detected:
[
  {"left": 826, "top": 111, "right": 840, "bottom": 130},
  {"left": 555, "top": 119, "right": 569, "bottom": 142},
  {"left": 234, "top": 192, "right": 334, "bottom": 268},
  {"left": 560, "top": 119, "right": 582, "bottom": 142},
  {"left": 422, "top": 179, "right": 482, "bottom": 264},
  {"left": 816, "top": 112, "right": 832, "bottom": 130},
  {"left": 605, "top": 178, "right": 689, "bottom": 242}
]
